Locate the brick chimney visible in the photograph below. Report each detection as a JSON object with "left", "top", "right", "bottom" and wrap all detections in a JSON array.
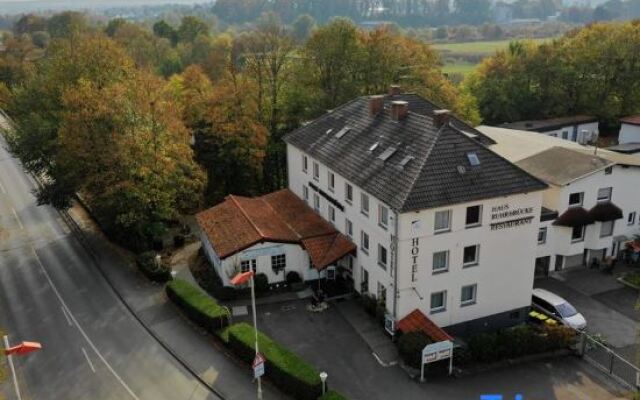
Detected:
[
  {"left": 390, "top": 101, "right": 409, "bottom": 121},
  {"left": 389, "top": 85, "right": 402, "bottom": 96},
  {"left": 433, "top": 109, "right": 451, "bottom": 128},
  {"left": 368, "top": 95, "right": 384, "bottom": 117}
]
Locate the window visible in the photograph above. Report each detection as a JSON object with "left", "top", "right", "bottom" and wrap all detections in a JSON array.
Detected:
[
  {"left": 328, "top": 205, "right": 336, "bottom": 223},
  {"left": 467, "top": 152, "right": 480, "bottom": 166},
  {"left": 571, "top": 225, "right": 584, "bottom": 242},
  {"left": 628, "top": 212, "right": 637, "bottom": 226},
  {"left": 345, "top": 219, "right": 353, "bottom": 238},
  {"left": 361, "top": 268, "right": 369, "bottom": 293},
  {"left": 463, "top": 245, "right": 480, "bottom": 267},
  {"left": 434, "top": 210, "right": 452, "bottom": 233},
  {"left": 600, "top": 220, "right": 614, "bottom": 238},
  {"left": 328, "top": 171, "right": 335, "bottom": 192},
  {"left": 361, "top": 231, "right": 370, "bottom": 254},
  {"left": 430, "top": 291, "right": 447, "bottom": 313},
  {"left": 432, "top": 251, "right": 449, "bottom": 273},
  {"left": 465, "top": 205, "right": 482, "bottom": 227},
  {"left": 605, "top": 166, "right": 613, "bottom": 175},
  {"left": 271, "top": 254, "right": 286, "bottom": 274},
  {"left": 240, "top": 259, "right": 257, "bottom": 273},
  {"left": 302, "top": 155, "right": 308, "bottom": 173},
  {"left": 303, "top": 185, "right": 309, "bottom": 202},
  {"left": 361, "top": 193, "right": 370, "bottom": 216},
  {"left": 378, "top": 205, "right": 389, "bottom": 229},
  {"left": 377, "top": 282, "right": 387, "bottom": 305},
  {"left": 313, "top": 162, "right": 319, "bottom": 181},
  {"left": 538, "top": 227, "right": 547, "bottom": 245},
  {"left": 568, "top": 192, "right": 583, "bottom": 207},
  {"left": 378, "top": 244, "right": 388, "bottom": 269},
  {"left": 597, "top": 187, "right": 612, "bottom": 202},
  {"left": 313, "top": 193, "right": 320, "bottom": 211},
  {"left": 562, "top": 131, "right": 569, "bottom": 140},
  {"left": 345, "top": 183, "right": 353, "bottom": 204},
  {"left": 461, "top": 284, "right": 477, "bottom": 306}
]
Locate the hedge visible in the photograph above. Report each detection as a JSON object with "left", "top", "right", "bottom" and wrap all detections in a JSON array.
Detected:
[
  {"left": 227, "top": 323, "right": 322, "bottom": 400},
  {"left": 136, "top": 251, "right": 172, "bottom": 282},
  {"left": 318, "top": 391, "right": 348, "bottom": 400},
  {"left": 397, "top": 331, "right": 433, "bottom": 369},
  {"left": 166, "top": 279, "right": 229, "bottom": 333}
]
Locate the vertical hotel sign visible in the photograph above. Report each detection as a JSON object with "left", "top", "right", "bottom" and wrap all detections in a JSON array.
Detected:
[
  {"left": 410, "top": 220, "right": 421, "bottom": 282},
  {"left": 490, "top": 204, "right": 535, "bottom": 231}
]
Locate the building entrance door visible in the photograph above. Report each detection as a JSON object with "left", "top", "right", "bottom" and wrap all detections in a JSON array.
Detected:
[{"left": 535, "top": 256, "right": 550, "bottom": 278}]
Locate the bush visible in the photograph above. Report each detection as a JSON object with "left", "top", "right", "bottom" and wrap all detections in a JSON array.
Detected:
[
  {"left": 254, "top": 273, "right": 269, "bottom": 294},
  {"left": 286, "top": 271, "right": 302, "bottom": 284},
  {"left": 358, "top": 294, "right": 378, "bottom": 317},
  {"left": 136, "top": 251, "right": 172, "bottom": 282},
  {"left": 173, "top": 234, "right": 185, "bottom": 248},
  {"left": 227, "top": 323, "right": 322, "bottom": 400},
  {"left": 318, "top": 391, "right": 348, "bottom": 400},
  {"left": 397, "top": 331, "right": 433, "bottom": 369},
  {"left": 290, "top": 282, "right": 307, "bottom": 292},
  {"left": 166, "top": 279, "right": 229, "bottom": 333}
]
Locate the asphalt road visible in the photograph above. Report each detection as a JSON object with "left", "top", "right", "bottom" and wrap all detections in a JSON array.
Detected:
[{"left": 0, "top": 121, "right": 219, "bottom": 399}]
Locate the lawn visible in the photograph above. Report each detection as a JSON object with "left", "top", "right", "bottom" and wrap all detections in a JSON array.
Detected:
[
  {"left": 432, "top": 38, "right": 550, "bottom": 55},
  {"left": 441, "top": 62, "right": 477, "bottom": 76}
]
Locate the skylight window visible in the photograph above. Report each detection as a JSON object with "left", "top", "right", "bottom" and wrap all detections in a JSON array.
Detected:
[
  {"left": 467, "top": 152, "right": 480, "bottom": 166},
  {"left": 335, "top": 127, "right": 351, "bottom": 138},
  {"left": 326, "top": 128, "right": 333, "bottom": 135},
  {"left": 369, "top": 142, "right": 379, "bottom": 152},
  {"left": 399, "top": 155, "right": 414, "bottom": 168},
  {"left": 378, "top": 147, "right": 397, "bottom": 161}
]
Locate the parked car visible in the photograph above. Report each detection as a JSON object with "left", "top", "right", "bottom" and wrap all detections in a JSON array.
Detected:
[{"left": 532, "top": 288, "right": 587, "bottom": 330}]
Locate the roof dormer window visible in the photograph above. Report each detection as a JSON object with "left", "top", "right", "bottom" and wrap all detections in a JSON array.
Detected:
[
  {"left": 369, "top": 142, "right": 379, "bottom": 152},
  {"left": 378, "top": 147, "right": 397, "bottom": 161},
  {"left": 467, "top": 152, "right": 480, "bottom": 166},
  {"left": 335, "top": 127, "right": 351, "bottom": 138}
]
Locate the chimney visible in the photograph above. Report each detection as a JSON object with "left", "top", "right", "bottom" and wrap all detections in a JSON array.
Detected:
[
  {"left": 433, "top": 109, "right": 451, "bottom": 128},
  {"left": 368, "top": 95, "right": 384, "bottom": 117},
  {"left": 390, "top": 101, "right": 409, "bottom": 121},
  {"left": 389, "top": 85, "right": 402, "bottom": 96}
]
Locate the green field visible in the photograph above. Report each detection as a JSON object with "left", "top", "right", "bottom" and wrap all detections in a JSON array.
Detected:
[{"left": 441, "top": 62, "right": 477, "bottom": 76}]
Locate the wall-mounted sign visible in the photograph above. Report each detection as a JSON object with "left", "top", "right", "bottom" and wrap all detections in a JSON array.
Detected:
[
  {"left": 490, "top": 204, "right": 535, "bottom": 231},
  {"left": 410, "top": 237, "right": 419, "bottom": 282}
]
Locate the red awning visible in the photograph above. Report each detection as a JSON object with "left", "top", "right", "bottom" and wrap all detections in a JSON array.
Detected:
[{"left": 397, "top": 309, "right": 453, "bottom": 342}]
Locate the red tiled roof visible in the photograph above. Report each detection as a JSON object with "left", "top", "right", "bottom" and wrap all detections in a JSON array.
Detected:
[
  {"left": 397, "top": 309, "right": 454, "bottom": 342},
  {"left": 621, "top": 115, "right": 640, "bottom": 126},
  {"left": 196, "top": 189, "right": 355, "bottom": 269}
]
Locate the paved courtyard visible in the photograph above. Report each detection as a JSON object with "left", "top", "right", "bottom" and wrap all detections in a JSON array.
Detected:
[{"left": 236, "top": 298, "right": 628, "bottom": 400}]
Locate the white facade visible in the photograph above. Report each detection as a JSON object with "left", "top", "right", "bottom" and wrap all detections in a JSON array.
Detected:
[
  {"left": 619, "top": 122, "right": 640, "bottom": 145},
  {"left": 539, "top": 121, "right": 598, "bottom": 144}
]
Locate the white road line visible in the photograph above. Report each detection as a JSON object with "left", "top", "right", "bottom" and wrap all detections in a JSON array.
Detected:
[
  {"left": 82, "top": 347, "right": 96, "bottom": 373},
  {"left": 61, "top": 306, "right": 73, "bottom": 326},
  {"left": 32, "top": 248, "right": 140, "bottom": 400},
  {"left": 0, "top": 178, "right": 6, "bottom": 194},
  {"left": 11, "top": 207, "right": 24, "bottom": 230},
  {"left": 3, "top": 335, "right": 22, "bottom": 400}
]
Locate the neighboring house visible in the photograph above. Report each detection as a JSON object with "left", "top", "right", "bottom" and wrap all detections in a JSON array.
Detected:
[
  {"left": 607, "top": 143, "right": 640, "bottom": 156},
  {"left": 618, "top": 115, "right": 640, "bottom": 145},
  {"left": 478, "top": 126, "right": 640, "bottom": 277},
  {"left": 499, "top": 115, "right": 599, "bottom": 144}
]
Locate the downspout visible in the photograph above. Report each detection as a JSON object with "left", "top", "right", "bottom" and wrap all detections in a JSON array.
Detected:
[{"left": 392, "top": 210, "right": 400, "bottom": 335}]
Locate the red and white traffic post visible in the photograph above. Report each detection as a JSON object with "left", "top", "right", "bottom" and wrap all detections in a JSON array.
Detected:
[{"left": 3, "top": 335, "right": 42, "bottom": 400}]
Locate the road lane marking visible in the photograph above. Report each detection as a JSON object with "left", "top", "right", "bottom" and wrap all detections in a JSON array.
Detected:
[
  {"left": 82, "top": 347, "right": 96, "bottom": 373},
  {"left": 61, "top": 306, "right": 73, "bottom": 326},
  {"left": 32, "top": 248, "right": 140, "bottom": 400},
  {"left": 0, "top": 178, "right": 6, "bottom": 194},
  {"left": 11, "top": 207, "right": 23, "bottom": 230}
]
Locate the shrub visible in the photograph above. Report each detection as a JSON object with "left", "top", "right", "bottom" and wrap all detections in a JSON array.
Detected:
[
  {"left": 136, "top": 251, "right": 172, "bottom": 282},
  {"left": 358, "top": 294, "right": 378, "bottom": 317},
  {"left": 227, "top": 323, "right": 322, "bottom": 400},
  {"left": 286, "top": 271, "right": 302, "bottom": 284},
  {"left": 254, "top": 273, "right": 269, "bottom": 294},
  {"left": 397, "top": 331, "right": 433, "bottom": 369},
  {"left": 290, "top": 282, "right": 307, "bottom": 292},
  {"left": 173, "top": 234, "right": 185, "bottom": 248},
  {"left": 318, "top": 390, "right": 348, "bottom": 400},
  {"left": 166, "top": 279, "right": 229, "bottom": 333}
]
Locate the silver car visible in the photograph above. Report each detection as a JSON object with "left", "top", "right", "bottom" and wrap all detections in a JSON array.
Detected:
[{"left": 532, "top": 288, "right": 587, "bottom": 330}]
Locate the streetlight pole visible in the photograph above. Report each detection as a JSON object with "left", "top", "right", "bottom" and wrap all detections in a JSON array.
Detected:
[
  {"left": 319, "top": 371, "right": 328, "bottom": 395},
  {"left": 251, "top": 274, "right": 263, "bottom": 400},
  {"left": 3, "top": 335, "right": 22, "bottom": 400}
]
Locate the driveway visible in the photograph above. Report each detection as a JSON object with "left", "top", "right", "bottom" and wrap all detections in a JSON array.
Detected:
[{"left": 236, "top": 298, "right": 627, "bottom": 400}]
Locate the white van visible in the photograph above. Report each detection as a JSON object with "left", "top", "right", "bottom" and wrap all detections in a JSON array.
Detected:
[{"left": 532, "top": 288, "right": 587, "bottom": 330}]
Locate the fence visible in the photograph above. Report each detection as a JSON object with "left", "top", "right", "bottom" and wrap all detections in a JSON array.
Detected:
[{"left": 577, "top": 331, "right": 640, "bottom": 390}]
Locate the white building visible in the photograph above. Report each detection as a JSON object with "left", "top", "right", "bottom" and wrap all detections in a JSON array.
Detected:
[
  {"left": 478, "top": 126, "right": 640, "bottom": 277},
  {"left": 499, "top": 115, "right": 599, "bottom": 144},
  {"left": 618, "top": 115, "right": 640, "bottom": 145}
]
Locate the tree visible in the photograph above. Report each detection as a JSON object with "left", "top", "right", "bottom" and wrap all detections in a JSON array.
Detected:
[
  {"left": 292, "top": 14, "right": 315, "bottom": 43},
  {"left": 105, "top": 18, "right": 127, "bottom": 37},
  {"left": 177, "top": 16, "right": 209, "bottom": 43},
  {"left": 153, "top": 19, "right": 178, "bottom": 46},
  {"left": 47, "top": 12, "right": 88, "bottom": 39}
]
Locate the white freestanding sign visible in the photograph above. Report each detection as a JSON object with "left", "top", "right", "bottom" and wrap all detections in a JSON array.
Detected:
[
  {"left": 253, "top": 353, "right": 266, "bottom": 378},
  {"left": 420, "top": 340, "right": 454, "bottom": 382}
]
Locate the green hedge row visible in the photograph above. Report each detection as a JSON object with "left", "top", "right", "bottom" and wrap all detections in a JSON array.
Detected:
[
  {"left": 166, "top": 279, "right": 229, "bottom": 333},
  {"left": 318, "top": 390, "right": 349, "bottom": 400},
  {"left": 137, "top": 251, "right": 172, "bottom": 282},
  {"left": 227, "top": 323, "right": 323, "bottom": 400}
]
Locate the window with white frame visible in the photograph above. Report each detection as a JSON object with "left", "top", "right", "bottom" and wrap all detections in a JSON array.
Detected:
[
  {"left": 313, "top": 162, "right": 319, "bottom": 181},
  {"left": 378, "top": 205, "right": 389, "bottom": 229},
  {"left": 271, "top": 254, "right": 286, "bottom": 274},
  {"left": 345, "top": 183, "right": 353, "bottom": 204},
  {"left": 328, "top": 205, "right": 336, "bottom": 224},
  {"left": 432, "top": 250, "right": 449, "bottom": 273},
  {"left": 597, "top": 187, "right": 612, "bottom": 202},
  {"left": 465, "top": 205, "right": 482, "bottom": 227},
  {"left": 569, "top": 192, "right": 584, "bottom": 207},
  {"left": 571, "top": 225, "right": 585, "bottom": 242},
  {"left": 538, "top": 227, "right": 547, "bottom": 244},
  {"left": 302, "top": 155, "right": 308, "bottom": 173},
  {"left": 430, "top": 290, "right": 447, "bottom": 313},
  {"left": 628, "top": 212, "right": 636, "bottom": 226},
  {"left": 240, "top": 259, "right": 256, "bottom": 273},
  {"left": 434, "top": 210, "right": 451, "bottom": 233},
  {"left": 463, "top": 244, "right": 480, "bottom": 267},
  {"left": 361, "top": 231, "right": 370, "bottom": 254},
  {"left": 313, "top": 193, "right": 320, "bottom": 211},
  {"left": 303, "top": 185, "right": 309, "bottom": 202},
  {"left": 600, "top": 220, "right": 614, "bottom": 238},
  {"left": 345, "top": 218, "right": 353, "bottom": 238},
  {"left": 378, "top": 244, "right": 388, "bottom": 269},
  {"left": 460, "top": 284, "right": 477, "bottom": 306},
  {"left": 328, "top": 171, "right": 335, "bottom": 192},
  {"left": 361, "top": 193, "right": 370, "bottom": 216}
]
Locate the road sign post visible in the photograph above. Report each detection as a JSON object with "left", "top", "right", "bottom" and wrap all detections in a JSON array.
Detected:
[
  {"left": 253, "top": 353, "right": 265, "bottom": 379},
  {"left": 3, "top": 336, "right": 42, "bottom": 400}
]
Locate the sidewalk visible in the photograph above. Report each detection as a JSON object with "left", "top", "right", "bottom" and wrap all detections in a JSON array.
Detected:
[{"left": 67, "top": 204, "right": 289, "bottom": 400}]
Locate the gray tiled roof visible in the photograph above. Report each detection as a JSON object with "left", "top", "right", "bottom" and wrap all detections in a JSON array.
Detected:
[{"left": 284, "top": 95, "right": 547, "bottom": 213}]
